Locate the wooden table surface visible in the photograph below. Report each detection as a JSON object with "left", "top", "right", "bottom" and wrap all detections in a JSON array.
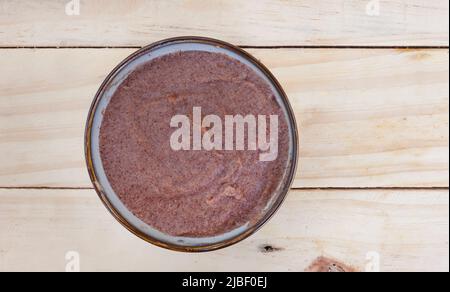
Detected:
[{"left": 0, "top": 0, "right": 448, "bottom": 272}]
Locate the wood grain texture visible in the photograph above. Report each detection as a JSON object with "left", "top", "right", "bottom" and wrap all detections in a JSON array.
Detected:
[
  {"left": 0, "top": 188, "right": 447, "bottom": 272},
  {"left": 0, "top": 48, "right": 448, "bottom": 188},
  {"left": 0, "top": 0, "right": 448, "bottom": 47}
]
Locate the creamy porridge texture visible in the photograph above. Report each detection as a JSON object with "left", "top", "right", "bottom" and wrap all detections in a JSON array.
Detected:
[{"left": 99, "top": 51, "right": 289, "bottom": 237}]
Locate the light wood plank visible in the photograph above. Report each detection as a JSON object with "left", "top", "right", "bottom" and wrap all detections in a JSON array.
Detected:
[
  {"left": 0, "top": 0, "right": 448, "bottom": 47},
  {"left": 0, "top": 188, "right": 447, "bottom": 272},
  {"left": 0, "top": 48, "right": 448, "bottom": 188}
]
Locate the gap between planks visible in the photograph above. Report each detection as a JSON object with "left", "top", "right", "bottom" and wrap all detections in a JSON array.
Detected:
[
  {"left": 0, "top": 46, "right": 449, "bottom": 50},
  {"left": 0, "top": 187, "right": 448, "bottom": 191}
]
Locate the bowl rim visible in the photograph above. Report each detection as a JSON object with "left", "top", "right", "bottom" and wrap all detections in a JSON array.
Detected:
[{"left": 84, "top": 36, "right": 299, "bottom": 252}]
